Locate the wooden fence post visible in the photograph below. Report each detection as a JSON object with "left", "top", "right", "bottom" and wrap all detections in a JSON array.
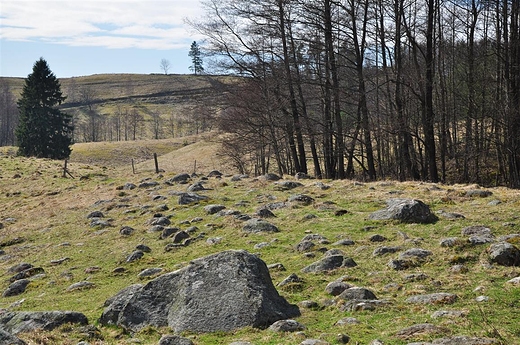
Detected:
[{"left": 154, "top": 153, "right": 159, "bottom": 174}]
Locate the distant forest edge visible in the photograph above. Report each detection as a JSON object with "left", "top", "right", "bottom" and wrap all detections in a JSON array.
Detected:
[{"left": 2, "top": 1, "right": 520, "bottom": 188}]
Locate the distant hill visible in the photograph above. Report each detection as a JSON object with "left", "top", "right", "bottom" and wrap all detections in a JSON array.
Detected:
[{"left": 1, "top": 73, "right": 239, "bottom": 142}]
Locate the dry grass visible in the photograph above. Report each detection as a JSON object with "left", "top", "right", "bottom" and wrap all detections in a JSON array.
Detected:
[{"left": 0, "top": 138, "right": 519, "bottom": 345}]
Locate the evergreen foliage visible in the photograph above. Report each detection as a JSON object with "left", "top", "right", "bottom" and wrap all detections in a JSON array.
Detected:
[
  {"left": 188, "top": 41, "right": 204, "bottom": 75},
  {"left": 16, "top": 58, "right": 73, "bottom": 159}
]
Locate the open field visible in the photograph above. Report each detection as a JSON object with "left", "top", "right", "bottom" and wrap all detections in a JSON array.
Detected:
[{"left": 0, "top": 138, "right": 519, "bottom": 344}]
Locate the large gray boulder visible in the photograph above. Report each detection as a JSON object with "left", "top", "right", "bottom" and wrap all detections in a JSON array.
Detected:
[
  {"left": 0, "top": 311, "right": 88, "bottom": 335},
  {"left": 99, "top": 250, "right": 300, "bottom": 333},
  {"left": 369, "top": 199, "right": 438, "bottom": 224}
]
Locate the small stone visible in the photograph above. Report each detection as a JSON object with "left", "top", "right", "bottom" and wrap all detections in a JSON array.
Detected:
[
  {"left": 269, "top": 319, "right": 306, "bottom": 332},
  {"left": 136, "top": 244, "right": 152, "bottom": 253},
  {"left": 335, "top": 317, "right": 360, "bottom": 325},
  {"left": 138, "top": 268, "right": 163, "bottom": 278},
  {"left": 67, "top": 281, "right": 95, "bottom": 291},
  {"left": 3, "top": 279, "right": 30, "bottom": 297},
  {"left": 126, "top": 250, "right": 144, "bottom": 263}
]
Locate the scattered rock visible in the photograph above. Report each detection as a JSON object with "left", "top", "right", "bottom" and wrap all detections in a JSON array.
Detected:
[
  {"left": 166, "top": 173, "right": 191, "bottom": 184},
  {"left": 172, "top": 231, "right": 190, "bottom": 244},
  {"left": 262, "top": 173, "right": 281, "bottom": 181},
  {"left": 204, "top": 204, "right": 226, "bottom": 214},
  {"left": 487, "top": 242, "right": 520, "bottom": 266},
  {"left": 288, "top": 194, "right": 314, "bottom": 206},
  {"left": 325, "top": 281, "right": 352, "bottom": 296},
  {"left": 373, "top": 246, "right": 401, "bottom": 257},
  {"left": 275, "top": 181, "right": 304, "bottom": 190},
  {"left": 506, "top": 276, "right": 520, "bottom": 285},
  {"left": 87, "top": 211, "right": 104, "bottom": 219},
  {"left": 158, "top": 334, "right": 194, "bottom": 345},
  {"left": 120, "top": 226, "right": 135, "bottom": 236},
  {"left": 369, "top": 234, "right": 387, "bottom": 242},
  {"left": 301, "top": 255, "right": 356, "bottom": 273},
  {"left": 136, "top": 244, "right": 151, "bottom": 253},
  {"left": 337, "top": 287, "right": 377, "bottom": 301},
  {"left": 138, "top": 268, "right": 163, "bottom": 278},
  {"left": 9, "top": 267, "right": 44, "bottom": 282},
  {"left": 425, "top": 336, "right": 497, "bottom": 344},
  {"left": 278, "top": 273, "right": 303, "bottom": 287},
  {"left": 465, "top": 190, "right": 493, "bottom": 198},
  {"left": 368, "top": 199, "right": 438, "bottom": 224},
  {"left": 439, "top": 237, "right": 463, "bottom": 248},
  {"left": 0, "top": 311, "right": 88, "bottom": 335},
  {"left": 399, "top": 248, "right": 433, "bottom": 261},
  {"left": 436, "top": 210, "right": 465, "bottom": 220},
  {"left": 243, "top": 218, "right": 280, "bottom": 233},
  {"left": 405, "top": 293, "right": 457, "bottom": 305},
  {"left": 67, "top": 281, "right": 95, "bottom": 291},
  {"left": 335, "top": 317, "right": 360, "bottom": 325},
  {"left": 255, "top": 208, "right": 276, "bottom": 218},
  {"left": 431, "top": 310, "right": 468, "bottom": 319},
  {"left": 126, "top": 250, "right": 144, "bottom": 263},
  {"left": 334, "top": 238, "right": 355, "bottom": 246},
  {"left": 268, "top": 319, "right": 306, "bottom": 332},
  {"left": 178, "top": 193, "right": 209, "bottom": 205},
  {"left": 3, "top": 279, "right": 30, "bottom": 297},
  {"left": 339, "top": 299, "right": 390, "bottom": 312},
  {"left": 396, "top": 323, "right": 449, "bottom": 339},
  {"left": 300, "top": 339, "right": 329, "bottom": 345}
]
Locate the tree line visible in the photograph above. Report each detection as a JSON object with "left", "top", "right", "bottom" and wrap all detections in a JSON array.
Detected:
[{"left": 191, "top": 0, "right": 520, "bottom": 188}]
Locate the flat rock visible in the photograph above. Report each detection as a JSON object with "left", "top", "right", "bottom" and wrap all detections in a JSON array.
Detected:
[
  {"left": 158, "top": 335, "right": 194, "bottom": 345},
  {"left": 275, "top": 181, "right": 303, "bottom": 190},
  {"left": 243, "top": 218, "right": 280, "bottom": 233},
  {"left": 0, "top": 311, "right": 88, "bottom": 335},
  {"left": 369, "top": 199, "right": 438, "bottom": 224},
  {"left": 268, "top": 319, "right": 306, "bottom": 332},
  {"left": 406, "top": 293, "right": 458, "bottom": 305},
  {"left": 399, "top": 248, "right": 433, "bottom": 261},
  {"left": 373, "top": 246, "right": 401, "bottom": 256},
  {"left": 414, "top": 336, "right": 498, "bottom": 344},
  {"left": 431, "top": 310, "right": 468, "bottom": 319},
  {"left": 465, "top": 190, "right": 493, "bottom": 198},
  {"left": 204, "top": 204, "right": 226, "bottom": 214},
  {"left": 396, "top": 323, "right": 449, "bottom": 339},
  {"left": 178, "top": 193, "right": 209, "bottom": 205}
]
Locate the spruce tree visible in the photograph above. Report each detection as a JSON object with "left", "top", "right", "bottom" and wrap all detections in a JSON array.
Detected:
[
  {"left": 188, "top": 41, "right": 204, "bottom": 75},
  {"left": 16, "top": 58, "right": 73, "bottom": 159}
]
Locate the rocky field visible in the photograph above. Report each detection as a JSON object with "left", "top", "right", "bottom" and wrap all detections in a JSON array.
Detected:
[{"left": 0, "top": 144, "right": 519, "bottom": 345}]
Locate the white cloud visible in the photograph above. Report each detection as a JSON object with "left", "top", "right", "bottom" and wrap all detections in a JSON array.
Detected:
[{"left": 0, "top": 0, "right": 204, "bottom": 49}]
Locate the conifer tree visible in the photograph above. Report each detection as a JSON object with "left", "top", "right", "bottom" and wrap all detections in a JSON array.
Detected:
[
  {"left": 188, "top": 41, "right": 204, "bottom": 75},
  {"left": 16, "top": 58, "right": 73, "bottom": 159}
]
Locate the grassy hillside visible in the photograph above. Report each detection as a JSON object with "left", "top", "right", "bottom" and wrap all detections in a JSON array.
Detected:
[
  {"left": 0, "top": 140, "right": 519, "bottom": 344},
  {"left": 2, "top": 73, "right": 237, "bottom": 141}
]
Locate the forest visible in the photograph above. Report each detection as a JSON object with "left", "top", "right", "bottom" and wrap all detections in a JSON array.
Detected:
[
  {"left": 2, "top": 0, "right": 520, "bottom": 188},
  {"left": 190, "top": 0, "right": 520, "bottom": 187}
]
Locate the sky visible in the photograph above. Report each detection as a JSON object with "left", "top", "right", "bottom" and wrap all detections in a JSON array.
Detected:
[{"left": 0, "top": 0, "right": 206, "bottom": 78}]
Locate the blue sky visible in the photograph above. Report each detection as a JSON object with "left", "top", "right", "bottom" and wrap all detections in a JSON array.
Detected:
[{"left": 0, "top": 0, "right": 205, "bottom": 78}]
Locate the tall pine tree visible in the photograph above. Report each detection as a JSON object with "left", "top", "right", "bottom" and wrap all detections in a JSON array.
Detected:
[
  {"left": 16, "top": 58, "right": 73, "bottom": 159},
  {"left": 188, "top": 41, "right": 204, "bottom": 75}
]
